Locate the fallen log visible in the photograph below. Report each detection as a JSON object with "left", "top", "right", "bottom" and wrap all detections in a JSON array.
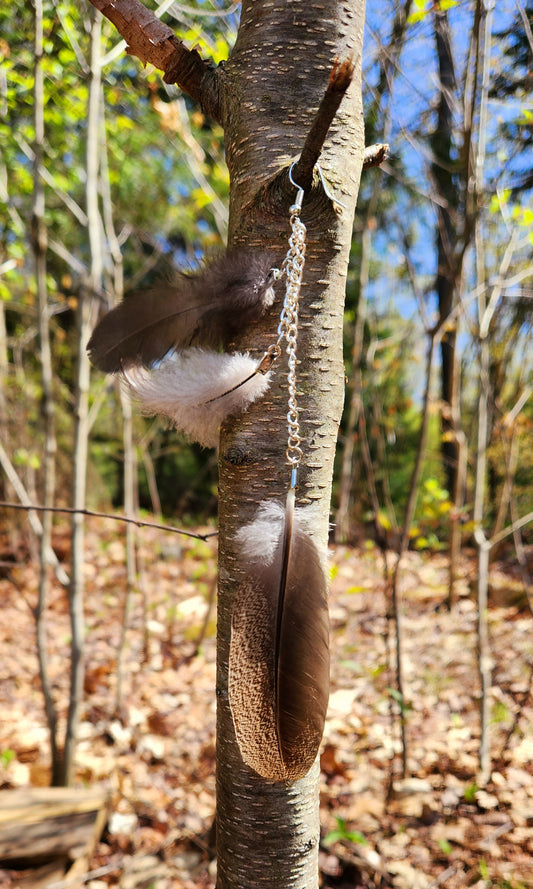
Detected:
[{"left": 0, "top": 786, "right": 108, "bottom": 886}]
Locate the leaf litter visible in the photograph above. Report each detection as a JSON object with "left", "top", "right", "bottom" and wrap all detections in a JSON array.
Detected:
[{"left": 0, "top": 522, "right": 532, "bottom": 888}]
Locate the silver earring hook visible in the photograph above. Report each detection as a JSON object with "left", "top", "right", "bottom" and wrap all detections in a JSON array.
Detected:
[
  {"left": 289, "top": 161, "right": 346, "bottom": 213},
  {"left": 288, "top": 162, "right": 305, "bottom": 212}
]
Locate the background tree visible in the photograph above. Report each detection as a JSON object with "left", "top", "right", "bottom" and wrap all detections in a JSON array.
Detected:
[{"left": 490, "top": 2, "right": 533, "bottom": 194}]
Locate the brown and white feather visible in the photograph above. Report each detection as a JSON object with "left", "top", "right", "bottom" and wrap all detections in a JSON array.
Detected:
[
  {"left": 87, "top": 250, "right": 276, "bottom": 373},
  {"left": 229, "top": 495, "right": 329, "bottom": 782}
]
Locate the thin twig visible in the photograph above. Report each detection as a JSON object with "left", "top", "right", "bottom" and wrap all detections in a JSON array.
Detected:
[
  {"left": 479, "top": 819, "right": 513, "bottom": 848},
  {"left": 363, "top": 143, "right": 389, "bottom": 169},
  {"left": 192, "top": 576, "right": 217, "bottom": 656},
  {"left": 0, "top": 501, "right": 218, "bottom": 540},
  {"left": 496, "top": 661, "right": 533, "bottom": 761},
  {"left": 292, "top": 58, "right": 355, "bottom": 192},
  {"left": 426, "top": 865, "right": 458, "bottom": 888},
  {"left": 0, "top": 443, "right": 70, "bottom": 585},
  {"left": 489, "top": 510, "right": 533, "bottom": 548},
  {"left": 47, "top": 863, "right": 119, "bottom": 889}
]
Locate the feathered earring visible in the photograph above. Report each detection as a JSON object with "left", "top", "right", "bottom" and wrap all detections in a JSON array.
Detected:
[
  {"left": 228, "top": 168, "right": 330, "bottom": 782},
  {"left": 87, "top": 249, "right": 278, "bottom": 446}
]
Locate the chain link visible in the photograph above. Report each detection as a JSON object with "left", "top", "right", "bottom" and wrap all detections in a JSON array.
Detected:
[{"left": 277, "top": 190, "right": 307, "bottom": 474}]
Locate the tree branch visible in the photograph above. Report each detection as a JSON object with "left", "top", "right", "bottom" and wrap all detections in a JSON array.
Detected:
[
  {"left": 0, "top": 500, "right": 217, "bottom": 541},
  {"left": 87, "top": 0, "right": 222, "bottom": 123},
  {"left": 292, "top": 58, "right": 355, "bottom": 192},
  {"left": 363, "top": 142, "right": 389, "bottom": 170},
  {"left": 0, "top": 444, "right": 69, "bottom": 586}
]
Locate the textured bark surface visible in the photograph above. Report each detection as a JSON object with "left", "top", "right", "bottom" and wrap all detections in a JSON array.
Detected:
[{"left": 215, "top": 2, "right": 365, "bottom": 887}]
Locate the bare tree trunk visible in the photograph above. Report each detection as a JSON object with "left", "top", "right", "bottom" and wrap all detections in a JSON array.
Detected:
[
  {"left": 115, "top": 384, "right": 138, "bottom": 712},
  {"left": 99, "top": 96, "right": 138, "bottom": 714},
  {"left": 335, "top": 0, "right": 411, "bottom": 542},
  {"left": 387, "top": 332, "right": 437, "bottom": 781},
  {"left": 0, "top": 296, "right": 7, "bottom": 438},
  {"left": 32, "top": 0, "right": 62, "bottom": 784},
  {"left": 474, "top": 329, "right": 492, "bottom": 784},
  {"left": 432, "top": 2, "right": 483, "bottom": 604},
  {"left": 60, "top": 8, "right": 103, "bottom": 786},
  {"left": 472, "top": 233, "right": 526, "bottom": 776},
  {"left": 447, "top": 369, "right": 468, "bottom": 608},
  {"left": 472, "top": 0, "right": 494, "bottom": 786},
  {"left": 335, "top": 218, "right": 370, "bottom": 542},
  {"left": 140, "top": 442, "right": 162, "bottom": 519},
  {"left": 432, "top": 8, "right": 460, "bottom": 500},
  {"left": 215, "top": 3, "right": 365, "bottom": 885}
]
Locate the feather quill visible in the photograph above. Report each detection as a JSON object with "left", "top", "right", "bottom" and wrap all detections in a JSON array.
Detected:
[
  {"left": 123, "top": 348, "right": 271, "bottom": 448},
  {"left": 87, "top": 250, "right": 276, "bottom": 373},
  {"left": 229, "top": 493, "right": 330, "bottom": 782}
]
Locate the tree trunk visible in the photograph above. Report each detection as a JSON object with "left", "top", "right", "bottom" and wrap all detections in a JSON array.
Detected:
[
  {"left": 334, "top": 216, "right": 369, "bottom": 543},
  {"left": 60, "top": 8, "right": 102, "bottom": 786},
  {"left": 115, "top": 384, "right": 138, "bottom": 713},
  {"left": 473, "top": 0, "right": 494, "bottom": 785},
  {"left": 336, "top": 0, "right": 413, "bottom": 543},
  {"left": 0, "top": 298, "right": 8, "bottom": 445},
  {"left": 32, "top": 0, "right": 62, "bottom": 783},
  {"left": 432, "top": 3, "right": 483, "bottom": 604},
  {"left": 432, "top": 8, "right": 460, "bottom": 500},
  {"left": 215, "top": 2, "right": 365, "bottom": 885}
]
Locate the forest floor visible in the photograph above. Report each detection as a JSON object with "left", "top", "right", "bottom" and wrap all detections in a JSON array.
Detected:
[{"left": 0, "top": 517, "right": 532, "bottom": 889}]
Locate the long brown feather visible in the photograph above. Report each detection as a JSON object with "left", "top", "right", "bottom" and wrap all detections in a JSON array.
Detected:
[
  {"left": 87, "top": 250, "right": 276, "bottom": 373},
  {"left": 229, "top": 497, "right": 329, "bottom": 782}
]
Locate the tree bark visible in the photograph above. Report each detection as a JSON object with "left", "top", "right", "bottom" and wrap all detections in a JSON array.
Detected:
[
  {"left": 60, "top": 8, "right": 103, "bottom": 786},
  {"left": 473, "top": 0, "right": 494, "bottom": 785},
  {"left": 32, "top": 0, "right": 62, "bottom": 783},
  {"left": 431, "top": 3, "right": 483, "bottom": 604},
  {"left": 215, "top": 3, "right": 365, "bottom": 886},
  {"left": 432, "top": 8, "right": 460, "bottom": 500},
  {"left": 335, "top": 0, "right": 411, "bottom": 543}
]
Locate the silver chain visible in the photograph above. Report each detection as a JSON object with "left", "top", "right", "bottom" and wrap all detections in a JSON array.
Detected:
[{"left": 277, "top": 174, "right": 307, "bottom": 481}]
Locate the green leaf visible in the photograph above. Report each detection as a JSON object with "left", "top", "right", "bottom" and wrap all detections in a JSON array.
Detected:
[
  {"left": 464, "top": 782, "right": 478, "bottom": 803},
  {"left": 479, "top": 859, "right": 489, "bottom": 880},
  {"left": 387, "top": 687, "right": 413, "bottom": 714},
  {"left": 339, "top": 659, "right": 360, "bottom": 670},
  {"left": 407, "top": 0, "right": 429, "bottom": 24},
  {"left": 0, "top": 749, "right": 16, "bottom": 768},
  {"left": 323, "top": 817, "right": 367, "bottom": 847}
]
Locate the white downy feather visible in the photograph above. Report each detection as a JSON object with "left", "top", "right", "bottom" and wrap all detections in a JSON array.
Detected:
[
  {"left": 123, "top": 348, "right": 271, "bottom": 448},
  {"left": 235, "top": 500, "right": 285, "bottom": 564},
  {"left": 235, "top": 499, "right": 323, "bottom": 564}
]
